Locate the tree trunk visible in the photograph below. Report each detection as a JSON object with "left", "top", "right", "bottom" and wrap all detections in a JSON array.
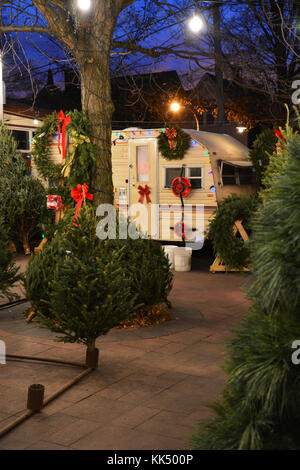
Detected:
[{"left": 75, "top": 8, "right": 117, "bottom": 207}]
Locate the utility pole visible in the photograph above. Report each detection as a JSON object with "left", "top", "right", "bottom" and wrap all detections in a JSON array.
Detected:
[
  {"left": 0, "top": 53, "right": 3, "bottom": 121},
  {"left": 212, "top": 1, "right": 225, "bottom": 133}
]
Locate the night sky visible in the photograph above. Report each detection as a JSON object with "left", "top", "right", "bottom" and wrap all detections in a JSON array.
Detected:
[{"left": 3, "top": 0, "right": 206, "bottom": 98}]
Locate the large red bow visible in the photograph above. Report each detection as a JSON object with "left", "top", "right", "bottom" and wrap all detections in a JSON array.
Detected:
[
  {"left": 71, "top": 184, "right": 93, "bottom": 225},
  {"left": 56, "top": 110, "right": 71, "bottom": 160},
  {"left": 138, "top": 185, "right": 151, "bottom": 204},
  {"left": 165, "top": 128, "right": 177, "bottom": 150}
]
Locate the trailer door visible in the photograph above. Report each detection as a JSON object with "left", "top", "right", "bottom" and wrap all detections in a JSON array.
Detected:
[{"left": 128, "top": 138, "right": 158, "bottom": 238}]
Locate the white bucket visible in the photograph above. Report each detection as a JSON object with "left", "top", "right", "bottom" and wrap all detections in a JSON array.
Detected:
[
  {"left": 174, "top": 247, "right": 192, "bottom": 272},
  {"left": 162, "top": 245, "right": 178, "bottom": 269}
]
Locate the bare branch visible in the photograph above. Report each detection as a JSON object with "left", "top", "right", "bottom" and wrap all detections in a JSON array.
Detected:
[
  {"left": 0, "top": 26, "right": 50, "bottom": 34},
  {"left": 31, "top": 0, "right": 75, "bottom": 50}
]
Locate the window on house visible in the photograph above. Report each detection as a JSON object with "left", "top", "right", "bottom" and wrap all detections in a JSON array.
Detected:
[
  {"left": 164, "top": 167, "right": 203, "bottom": 189},
  {"left": 12, "top": 130, "right": 30, "bottom": 151},
  {"left": 136, "top": 146, "right": 149, "bottom": 182}
]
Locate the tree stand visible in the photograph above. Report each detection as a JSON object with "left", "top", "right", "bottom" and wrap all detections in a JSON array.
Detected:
[
  {"left": 85, "top": 345, "right": 99, "bottom": 369},
  {"left": 210, "top": 220, "right": 250, "bottom": 273},
  {"left": 27, "top": 384, "right": 45, "bottom": 411}
]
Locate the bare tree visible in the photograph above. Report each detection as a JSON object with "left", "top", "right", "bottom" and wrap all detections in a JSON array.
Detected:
[
  {"left": 0, "top": 0, "right": 198, "bottom": 205},
  {"left": 182, "top": 0, "right": 299, "bottom": 126}
]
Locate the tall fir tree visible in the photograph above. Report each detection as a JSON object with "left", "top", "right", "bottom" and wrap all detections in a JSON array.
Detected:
[
  {"left": 191, "top": 121, "right": 300, "bottom": 450},
  {"left": 0, "top": 218, "right": 22, "bottom": 300},
  {"left": 0, "top": 122, "right": 46, "bottom": 253}
]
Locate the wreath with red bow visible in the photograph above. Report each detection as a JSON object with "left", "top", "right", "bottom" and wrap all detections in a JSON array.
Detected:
[
  {"left": 157, "top": 126, "right": 191, "bottom": 160},
  {"left": 31, "top": 109, "right": 97, "bottom": 190}
]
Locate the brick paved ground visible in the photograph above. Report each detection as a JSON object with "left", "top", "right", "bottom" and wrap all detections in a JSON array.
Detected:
[{"left": 0, "top": 254, "right": 251, "bottom": 450}]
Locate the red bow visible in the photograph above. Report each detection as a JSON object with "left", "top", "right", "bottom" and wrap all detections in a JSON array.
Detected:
[
  {"left": 138, "top": 185, "right": 151, "bottom": 204},
  {"left": 274, "top": 129, "right": 285, "bottom": 152},
  {"left": 274, "top": 129, "right": 285, "bottom": 142},
  {"left": 165, "top": 128, "right": 177, "bottom": 149},
  {"left": 56, "top": 110, "right": 71, "bottom": 160},
  {"left": 71, "top": 184, "right": 93, "bottom": 225},
  {"left": 47, "top": 195, "right": 63, "bottom": 211}
]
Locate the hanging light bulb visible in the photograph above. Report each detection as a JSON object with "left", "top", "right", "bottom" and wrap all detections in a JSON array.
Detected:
[
  {"left": 77, "top": 0, "right": 91, "bottom": 11},
  {"left": 33, "top": 118, "right": 39, "bottom": 125},
  {"left": 236, "top": 126, "right": 247, "bottom": 134}
]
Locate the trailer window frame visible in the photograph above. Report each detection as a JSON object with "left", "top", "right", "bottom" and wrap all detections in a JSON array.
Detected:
[
  {"left": 163, "top": 166, "right": 204, "bottom": 189},
  {"left": 220, "top": 161, "right": 254, "bottom": 186}
]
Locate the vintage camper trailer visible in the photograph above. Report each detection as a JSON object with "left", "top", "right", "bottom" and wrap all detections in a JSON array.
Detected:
[
  {"left": 111, "top": 128, "right": 257, "bottom": 242},
  {"left": 32, "top": 122, "right": 257, "bottom": 243}
]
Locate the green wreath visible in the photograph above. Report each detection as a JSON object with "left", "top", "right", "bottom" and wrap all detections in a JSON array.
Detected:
[
  {"left": 158, "top": 126, "right": 191, "bottom": 160},
  {"left": 31, "top": 109, "right": 97, "bottom": 201},
  {"left": 208, "top": 194, "right": 257, "bottom": 270}
]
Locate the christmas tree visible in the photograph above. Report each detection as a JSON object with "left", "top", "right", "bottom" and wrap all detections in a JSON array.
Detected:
[
  {"left": 191, "top": 122, "right": 300, "bottom": 449},
  {"left": 249, "top": 129, "right": 276, "bottom": 185},
  {"left": 26, "top": 209, "right": 173, "bottom": 326},
  {"left": 36, "top": 206, "right": 139, "bottom": 366},
  {"left": 0, "top": 218, "right": 22, "bottom": 300},
  {"left": 0, "top": 122, "right": 46, "bottom": 253}
]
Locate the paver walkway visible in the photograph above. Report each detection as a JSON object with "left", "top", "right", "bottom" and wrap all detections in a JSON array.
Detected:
[{"left": 0, "top": 254, "right": 251, "bottom": 450}]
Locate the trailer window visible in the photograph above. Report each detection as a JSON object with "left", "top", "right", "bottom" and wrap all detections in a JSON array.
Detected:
[
  {"left": 239, "top": 167, "right": 254, "bottom": 185},
  {"left": 136, "top": 146, "right": 149, "bottom": 182},
  {"left": 222, "top": 163, "right": 236, "bottom": 185},
  {"left": 186, "top": 167, "right": 203, "bottom": 189},
  {"left": 164, "top": 167, "right": 203, "bottom": 189},
  {"left": 164, "top": 168, "right": 184, "bottom": 188},
  {"left": 221, "top": 163, "right": 254, "bottom": 186}
]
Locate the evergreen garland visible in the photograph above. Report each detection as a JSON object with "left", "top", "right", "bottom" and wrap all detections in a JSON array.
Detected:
[
  {"left": 158, "top": 126, "right": 191, "bottom": 160},
  {"left": 208, "top": 194, "right": 257, "bottom": 270}
]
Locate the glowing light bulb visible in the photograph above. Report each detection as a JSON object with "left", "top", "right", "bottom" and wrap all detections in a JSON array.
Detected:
[
  {"left": 78, "top": 0, "right": 91, "bottom": 11},
  {"left": 236, "top": 126, "right": 247, "bottom": 134},
  {"left": 188, "top": 15, "right": 204, "bottom": 33},
  {"left": 170, "top": 102, "right": 180, "bottom": 112}
]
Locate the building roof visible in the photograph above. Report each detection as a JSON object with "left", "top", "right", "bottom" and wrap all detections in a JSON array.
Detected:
[{"left": 4, "top": 100, "right": 50, "bottom": 119}]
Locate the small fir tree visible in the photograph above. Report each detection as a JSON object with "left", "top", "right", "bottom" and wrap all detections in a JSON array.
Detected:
[
  {"left": 26, "top": 210, "right": 173, "bottom": 326},
  {"left": 36, "top": 206, "right": 139, "bottom": 357}
]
